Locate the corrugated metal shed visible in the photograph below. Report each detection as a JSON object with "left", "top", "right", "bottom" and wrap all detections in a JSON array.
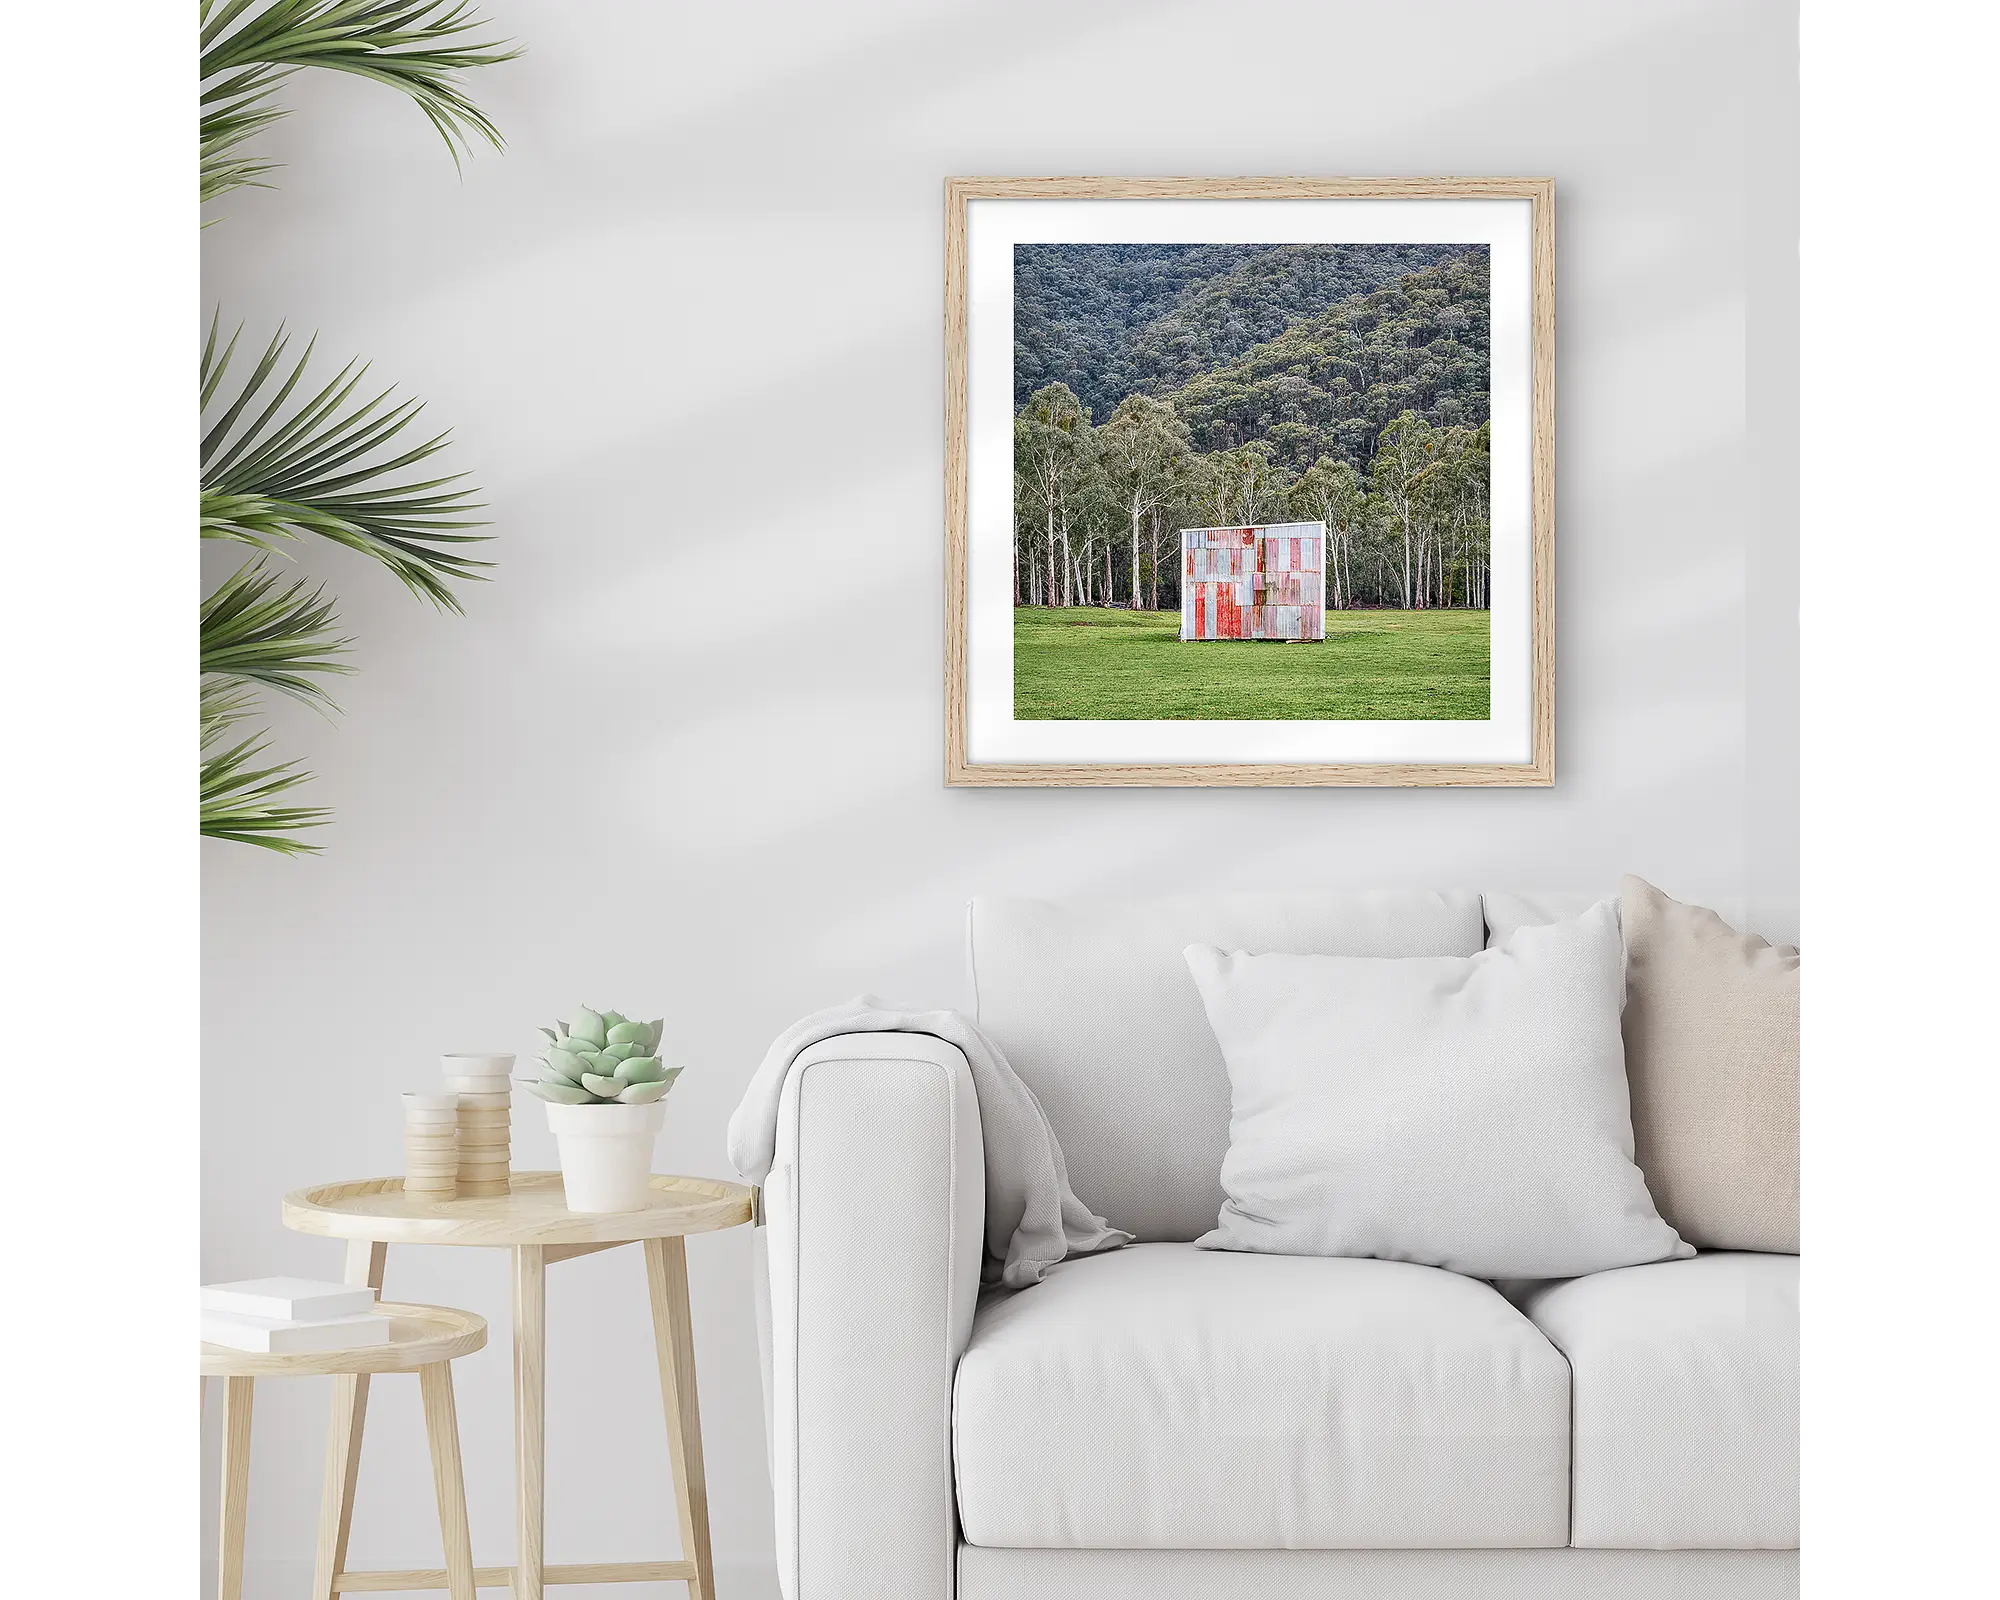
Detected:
[{"left": 1179, "top": 522, "right": 1327, "bottom": 641}]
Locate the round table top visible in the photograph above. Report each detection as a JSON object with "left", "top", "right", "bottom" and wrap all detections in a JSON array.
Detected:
[
  {"left": 282, "top": 1171, "right": 757, "bottom": 1247},
  {"left": 202, "top": 1302, "right": 486, "bottom": 1378}
]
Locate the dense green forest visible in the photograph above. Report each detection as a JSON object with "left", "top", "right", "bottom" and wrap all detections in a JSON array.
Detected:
[
  {"left": 1013, "top": 244, "right": 1492, "bottom": 614},
  {"left": 1015, "top": 242, "right": 1463, "bottom": 419}
]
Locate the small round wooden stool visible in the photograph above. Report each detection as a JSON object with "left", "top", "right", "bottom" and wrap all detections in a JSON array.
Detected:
[{"left": 203, "top": 1303, "right": 487, "bottom": 1600}]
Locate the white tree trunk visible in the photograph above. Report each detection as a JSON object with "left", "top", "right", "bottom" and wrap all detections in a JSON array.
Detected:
[
  {"left": 1045, "top": 492, "right": 1058, "bottom": 608},
  {"left": 1130, "top": 502, "right": 1143, "bottom": 609}
]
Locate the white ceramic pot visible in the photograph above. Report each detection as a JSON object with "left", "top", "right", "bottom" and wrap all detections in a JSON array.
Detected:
[{"left": 544, "top": 1100, "right": 665, "bottom": 1212}]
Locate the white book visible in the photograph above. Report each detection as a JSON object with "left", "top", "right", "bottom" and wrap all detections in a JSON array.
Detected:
[
  {"left": 202, "top": 1277, "right": 378, "bottom": 1321},
  {"left": 202, "top": 1309, "right": 391, "bottom": 1354}
]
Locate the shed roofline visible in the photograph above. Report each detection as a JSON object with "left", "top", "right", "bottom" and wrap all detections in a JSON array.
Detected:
[{"left": 1179, "top": 521, "right": 1328, "bottom": 535}]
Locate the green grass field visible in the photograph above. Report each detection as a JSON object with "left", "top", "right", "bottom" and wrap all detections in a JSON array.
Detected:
[{"left": 1013, "top": 607, "right": 1491, "bottom": 721}]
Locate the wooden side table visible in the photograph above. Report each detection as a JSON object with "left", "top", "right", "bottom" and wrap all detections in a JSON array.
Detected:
[
  {"left": 282, "top": 1172, "right": 756, "bottom": 1600},
  {"left": 204, "top": 1303, "right": 488, "bottom": 1600}
]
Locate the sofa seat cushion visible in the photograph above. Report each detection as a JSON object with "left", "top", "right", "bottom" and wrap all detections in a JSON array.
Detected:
[
  {"left": 952, "top": 1243, "right": 1571, "bottom": 1549},
  {"left": 1515, "top": 1252, "right": 1798, "bottom": 1549}
]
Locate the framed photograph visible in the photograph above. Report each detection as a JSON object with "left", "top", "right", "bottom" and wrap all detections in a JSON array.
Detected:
[{"left": 944, "top": 177, "right": 1554, "bottom": 786}]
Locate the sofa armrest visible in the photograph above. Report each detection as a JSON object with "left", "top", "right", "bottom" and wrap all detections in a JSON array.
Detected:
[{"left": 764, "top": 1031, "right": 985, "bottom": 1600}]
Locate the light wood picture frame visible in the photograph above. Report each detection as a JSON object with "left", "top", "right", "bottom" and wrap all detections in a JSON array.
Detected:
[{"left": 945, "top": 176, "right": 1555, "bottom": 787}]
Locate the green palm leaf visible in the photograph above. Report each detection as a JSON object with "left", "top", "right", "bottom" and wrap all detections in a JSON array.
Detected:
[
  {"left": 200, "top": 1, "right": 520, "bottom": 205},
  {"left": 199, "top": 678, "right": 327, "bottom": 854},
  {"left": 201, "top": 560, "right": 354, "bottom": 709},
  {"left": 200, "top": 721, "right": 331, "bottom": 853},
  {"left": 200, "top": 311, "right": 490, "bottom": 610},
  {"left": 200, "top": 65, "right": 291, "bottom": 208},
  {"left": 197, "top": 1, "right": 513, "bottom": 855}
]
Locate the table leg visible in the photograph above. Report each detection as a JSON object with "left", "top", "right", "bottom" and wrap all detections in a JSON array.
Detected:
[
  {"left": 312, "top": 1238, "right": 387, "bottom": 1600},
  {"left": 218, "top": 1376, "right": 254, "bottom": 1600},
  {"left": 419, "top": 1362, "right": 479, "bottom": 1600},
  {"left": 644, "top": 1237, "right": 715, "bottom": 1600},
  {"left": 513, "top": 1243, "right": 547, "bottom": 1600}
]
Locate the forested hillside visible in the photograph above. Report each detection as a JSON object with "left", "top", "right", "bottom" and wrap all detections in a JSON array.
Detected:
[
  {"left": 1013, "top": 245, "right": 1269, "bottom": 418},
  {"left": 1124, "top": 243, "right": 1463, "bottom": 405},
  {"left": 1014, "top": 242, "right": 1460, "bottom": 420},
  {"left": 1012, "top": 244, "right": 1493, "bottom": 618},
  {"left": 1168, "top": 252, "right": 1489, "bottom": 470}
]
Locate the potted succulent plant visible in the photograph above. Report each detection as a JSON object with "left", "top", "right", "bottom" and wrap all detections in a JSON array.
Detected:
[{"left": 527, "top": 1007, "right": 682, "bottom": 1212}]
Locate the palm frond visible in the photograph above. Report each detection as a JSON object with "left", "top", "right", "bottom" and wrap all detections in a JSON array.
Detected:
[
  {"left": 199, "top": 636, "right": 331, "bottom": 856},
  {"left": 199, "top": 722, "right": 330, "bottom": 854},
  {"left": 201, "top": 64, "right": 293, "bottom": 206},
  {"left": 195, "top": 4, "right": 513, "bottom": 856},
  {"left": 200, "top": 1, "right": 521, "bottom": 172},
  {"left": 202, "top": 560, "right": 354, "bottom": 709},
  {"left": 201, "top": 313, "right": 490, "bottom": 610},
  {"left": 201, "top": 677, "right": 261, "bottom": 739}
]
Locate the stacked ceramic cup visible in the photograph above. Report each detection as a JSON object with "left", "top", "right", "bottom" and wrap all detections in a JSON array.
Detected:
[
  {"left": 402, "top": 1092, "right": 461, "bottom": 1197},
  {"left": 442, "top": 1053, "right": 514, "bottom": 1198}
]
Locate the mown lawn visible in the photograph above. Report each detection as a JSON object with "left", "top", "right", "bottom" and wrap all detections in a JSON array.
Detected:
[{"left": 1013, "top": 607, "right": 1491, "bottom": 720}]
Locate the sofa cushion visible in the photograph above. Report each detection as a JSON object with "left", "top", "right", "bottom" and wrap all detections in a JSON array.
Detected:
[
  {"left": 968, "top": 893, "right": 1485, "bottom": 1242},
  {"left": 1481, "top": 884, "right": 1800, "bottom": 1254},
  {"left": 1514, "top": 1252, "right": 1798, "bottom": 1549},
  {"left": 1184, "top": 902, "right": 1690, "bottom": 1279},
  {"left": 952, "top": 1242, "right": 1571, "bottom": 1549},
  {"left": 1618, "top": 877, "right": 1800, "bottom": 1252},
  {"left": 1482, "top": 890, "right": 1597, "bottom": 944}
]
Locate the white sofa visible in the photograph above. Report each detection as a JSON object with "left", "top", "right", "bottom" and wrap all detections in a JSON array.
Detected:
[{"left": 760, "top": 893, "right": 1798, "bottom": 1599}]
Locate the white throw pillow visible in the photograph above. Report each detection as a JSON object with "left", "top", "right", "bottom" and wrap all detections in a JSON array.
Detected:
[{"left": 1185, "top": 900, "right": 1691, "bottom": 1279}]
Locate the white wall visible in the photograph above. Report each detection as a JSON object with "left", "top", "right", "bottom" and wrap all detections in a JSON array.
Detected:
[{"left": 201, "top": 1, "right": 1797, "bottom": 1592}]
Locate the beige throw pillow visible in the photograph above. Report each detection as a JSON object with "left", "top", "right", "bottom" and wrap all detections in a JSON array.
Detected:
[{"left": 1621, "top": 876, "right": 1799, "bottom": 1252}]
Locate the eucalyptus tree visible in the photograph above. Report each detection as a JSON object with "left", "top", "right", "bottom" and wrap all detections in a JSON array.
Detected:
[
  {"left": 1066, "top": 437, "right": 1124, "bottom": 606},
  {"left": 1370, "top": 413, "right": 1449, "bottom": 608},
  {"left": 1098, "top": 395, "right": 1193, "bottom": 608},
  {"left": 1013, "top": 383, "right": 1093, "bottom": 606},
  {"left": 1431, "top": 422, "right": 1491, "bottom": 607},
  {"left": 1195, "top": 442, "right": 1295, "bottom": 529},
  {"left": 1290, "top": 456, "right": 1368, "bottom": 609}
]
